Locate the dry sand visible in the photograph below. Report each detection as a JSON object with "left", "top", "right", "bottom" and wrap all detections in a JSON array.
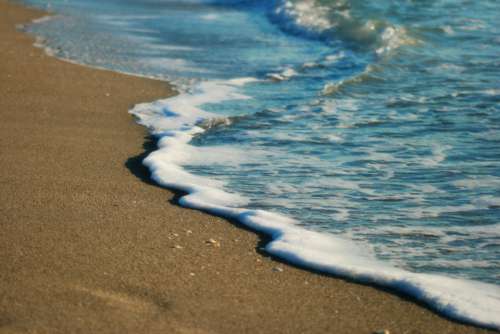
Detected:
[{"left": 0, "top": 1, "right": 496, "bottom": 333}]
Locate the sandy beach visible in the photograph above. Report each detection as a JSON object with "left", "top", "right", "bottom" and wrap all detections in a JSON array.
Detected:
[{"left": 0, "top": 1, "right": 496, "bottom": 333}]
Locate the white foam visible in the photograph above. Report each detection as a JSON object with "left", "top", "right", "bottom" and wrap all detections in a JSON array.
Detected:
[
  {"left": 420, "top": 144, "right": 450, "bottom": 167},
  {"left": 405, "top": 204, "right": 477, "bottom": 219},
  {"left": 266, "top": 183, "right": 300, "bottom": 195},
  {"left": 428, "top": 259, "right": 497, "bottom": 269},
  {"left": 267, "top": 67, "right": 298, "bottom": 81},
  {"left": 453, "top": 177, "right": 500, "bottom": 189},
  {"left": 441, "top": 25, "right": 455, "bottom": 35},
  {"left": 274, "top": 0, "right": 334, "bottom": 33},
  {"left": 460, "top": 19, "right": 486, "bottom": 31},
  {"left": 409, "top": 184, "right": 444, "bottom": 194},
  {"left": 131, "top": 79, "right": 500, "bottom": 330},
  {"left": 323, "top": 134, "right": 344, "bottom": 143},
  {"left": 376, "top": 25, "right": 417, "bottom": 55},
  {"left": 483, "top": 89, "right": 500, "bottom": 96},
  {"left": 363, "top": 224, "right": 500, "bottom": 245},
  {"left": 272, "top": 0, "right": 418, "bottom": 56},
  {"left": 331, "top": 208, "right": 350, "bottom": 221},
  {"left": 304, "top": 178, "right": 362, "bottom": 191},
  {"left": 32, "top": 15, "right": 57, "bottom": 24},
  {"left": 324, "top": 52, "right": 345, "bottom": 63},
  {"left": 473, "top": 196, "right": 500, "bottom": 208},
  {"left": 321, "top": 81, "right": 342, "bottom": 95},
  {"left": 301, "top": 61, "right": 319, "bottom": 69}
]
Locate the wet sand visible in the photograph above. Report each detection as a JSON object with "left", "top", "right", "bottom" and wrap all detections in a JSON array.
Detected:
[{"left": 0, "top": 1, "right": 496, "bottom": 333}]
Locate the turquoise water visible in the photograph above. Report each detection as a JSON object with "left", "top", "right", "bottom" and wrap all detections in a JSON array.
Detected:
[{"left": 20, "top": 0, "right": 500, "bottom": 328}]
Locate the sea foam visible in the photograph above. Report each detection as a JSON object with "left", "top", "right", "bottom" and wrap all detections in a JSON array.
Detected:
[
  {"left": 130, "top": 79, "right": 500, "bottom": 330},
  {"left": 270, "top": 0, "right": 418, "bottom": 56}
]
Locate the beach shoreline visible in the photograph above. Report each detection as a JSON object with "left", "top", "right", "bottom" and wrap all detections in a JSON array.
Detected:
[{"left": 0, "top": 1, "right": 496, "bottom": 333}]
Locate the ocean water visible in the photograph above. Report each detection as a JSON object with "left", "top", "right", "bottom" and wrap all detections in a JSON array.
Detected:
[{"left": 19, "top": 0, "right": 500, "bottom": 328}]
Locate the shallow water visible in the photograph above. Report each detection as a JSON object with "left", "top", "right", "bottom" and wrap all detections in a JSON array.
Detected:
[{"left": 20, "top": 0, "right": 500, "bottom": 328}]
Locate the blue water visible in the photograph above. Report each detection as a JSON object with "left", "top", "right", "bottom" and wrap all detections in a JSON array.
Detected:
[{"left": 19, "top": 0, "right": 500, "bottom": 328}]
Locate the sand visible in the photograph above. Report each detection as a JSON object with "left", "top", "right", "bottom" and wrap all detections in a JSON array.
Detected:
[{"left": 0, "top": 1, "right": 496, "bottom": 333}]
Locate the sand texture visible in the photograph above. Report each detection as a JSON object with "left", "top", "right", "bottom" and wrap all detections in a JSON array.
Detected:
[{"left": 0, "top": 1, "right": 496, "bottom": 333}]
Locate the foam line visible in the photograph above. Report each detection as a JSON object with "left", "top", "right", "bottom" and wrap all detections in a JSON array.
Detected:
[{"left": 130, "top": 79, "right": 500, "bottom": 331}]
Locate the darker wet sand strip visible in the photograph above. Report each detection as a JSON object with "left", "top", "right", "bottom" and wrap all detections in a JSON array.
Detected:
[{"left": 0, "top": 1, "right": 495, "bottom": 333}]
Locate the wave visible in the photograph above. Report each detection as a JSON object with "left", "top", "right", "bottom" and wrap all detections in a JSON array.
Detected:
[
  {"left": 321, "top": 64, "right": 382, "bottom": 95},
  {"left": 268, "top": 0, "right": 419, "bottom": 55},
  {"left": 130, "top": 78, "right": 500, "bottom": 331}
]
